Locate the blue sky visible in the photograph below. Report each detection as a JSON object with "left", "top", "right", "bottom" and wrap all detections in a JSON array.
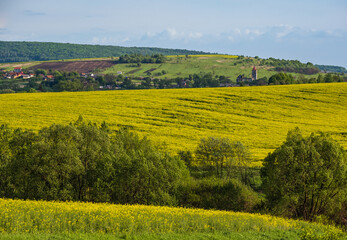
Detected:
[{"left": 1, "top": 0, "right": 346, "bottom": 67}]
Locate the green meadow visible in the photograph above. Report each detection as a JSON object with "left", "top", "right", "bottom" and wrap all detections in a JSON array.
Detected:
[{"left": 103, "top": 55, "right": 322, "bottom": 80}]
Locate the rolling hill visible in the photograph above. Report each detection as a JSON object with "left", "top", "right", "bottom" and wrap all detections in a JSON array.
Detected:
[{"left": 0, "top": 83, "right": 345, "bottom": 165}]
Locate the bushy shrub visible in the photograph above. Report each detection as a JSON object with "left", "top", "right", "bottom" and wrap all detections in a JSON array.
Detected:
[{"left": 177, "top": 177, "right": 260, "bottom": 212}]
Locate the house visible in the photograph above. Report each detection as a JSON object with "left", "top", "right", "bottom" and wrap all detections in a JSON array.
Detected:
[
  {"left": 22, "top": 74, "right": 32, "bottom": 79},
  {"left": 14, "top": 67, "right": 22, "bottom": 73},
  {"left": 10, "top": 72, "right": 23, "bottom": 79},
  {"left": 117, "top": 71, "right": 123, "bottom": 74},
  {"left": 236, "top": 75, "right": 252, "bottom": 84},
  {"left": 81, "top": 73, "right": 95, "bottom": 78}
]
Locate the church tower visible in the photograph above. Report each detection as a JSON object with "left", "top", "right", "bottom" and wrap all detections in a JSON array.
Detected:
[{"left": 252, "top": 66, "right": 257, "bottom": 80}]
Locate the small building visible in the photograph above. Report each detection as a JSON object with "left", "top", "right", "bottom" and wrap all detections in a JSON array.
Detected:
[
  {"left": 252, "top": 66, "right": 257, "bottom": 80},
  {"left": 22, "top": 74, "right": 32, "bottom": 79},
  {"left": 236, "top": 75, "right": 252, "bottom": 84},
  {"left": 14, "top": 67, "right": 22, "bottom": 73}
]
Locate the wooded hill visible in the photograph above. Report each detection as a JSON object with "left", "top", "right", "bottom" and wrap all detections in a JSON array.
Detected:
[{"left": 0, "top": 41, "right": 209, "bottom": 63}]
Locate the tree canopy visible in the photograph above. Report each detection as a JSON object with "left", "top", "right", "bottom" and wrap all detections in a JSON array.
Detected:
[
  {"left": 0, "top": 118, "right": 189, "bottom": 205},
  {"left": 261, "top": 128, "right": 347, "bottom": 221},
  {"left": 0, "top": 41, "right": 208, "bottom": 63}
]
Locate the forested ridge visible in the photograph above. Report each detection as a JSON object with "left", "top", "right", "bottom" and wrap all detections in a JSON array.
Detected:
[{"left": 0, "top": 41, "right": 209, "bottom": 63}]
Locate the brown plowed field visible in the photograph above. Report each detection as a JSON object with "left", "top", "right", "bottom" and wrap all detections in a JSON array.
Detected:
[{"left": 32, "top": 60, "right": 115, "bottom": 73}]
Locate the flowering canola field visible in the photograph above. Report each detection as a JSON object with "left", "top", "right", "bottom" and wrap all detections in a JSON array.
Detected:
[
  {"left": 0, "top": 198, "right": 343, "bottom": 238},
  {"left": 0, "top": 83, "right": 346, "bottom": 166}
]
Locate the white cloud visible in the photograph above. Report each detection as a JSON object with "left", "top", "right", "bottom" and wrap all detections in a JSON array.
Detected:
[
  {"left": 91, "top": 36, "right": 130, "bottom": 45},
  {"left": 274, "top": 24, "right": 294, "bottom": 39},
  {"left": 142, "top": 28, "right": 203, "bottom": 41},
  {"left": 188, "top": 32, "right": 203, "bottom": 39},
  {"left": 167, "top": 28, "right": 178, "bottom": 38}
]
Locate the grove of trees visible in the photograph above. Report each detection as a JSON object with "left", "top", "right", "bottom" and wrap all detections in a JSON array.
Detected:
[
  {"left": 0, "top": 118, "right": 345, "bottom": 226},
  {"left": 117, "top": 53, "right": 167, "bottom": 64}
]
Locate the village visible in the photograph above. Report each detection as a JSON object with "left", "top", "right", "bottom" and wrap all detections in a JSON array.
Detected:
[{"left": 0, "top": 65, "right": 263, "bottom": 93}]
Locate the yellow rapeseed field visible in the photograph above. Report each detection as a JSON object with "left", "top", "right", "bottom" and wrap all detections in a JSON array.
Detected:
[
  {"left": 0, "top": 198, "right": 343, "bottom": 236},
  {"left": 0, "top": 83, "right": 346, "bottom": 166}
]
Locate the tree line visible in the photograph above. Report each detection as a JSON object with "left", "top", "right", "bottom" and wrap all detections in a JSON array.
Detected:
[
  {"left": 0, "top": 118, "right": 345, "bottom": 226},
  {"left": 315, "top": 64, "right": 347, "bottom": 74},
  {"left": 0, "top": 41, "right": 208, "bottom": 63},
  {"left": 117, "top": 53, "right": 167, "bottom": 64}
]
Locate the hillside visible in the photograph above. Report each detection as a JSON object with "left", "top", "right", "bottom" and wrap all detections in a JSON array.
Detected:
[
  {"left": 0, "top": 83, "right": 345, "bottom": 165},
  {"left": 3, "top": 53, "right": 344, "bottom": 95},
  {"left": 0, "top": 198, "right": 344, "bottom": 239},
  {"left": 103, "top": 54, "right": 321, "bottom": 80},
  {"left": 0, "top": 41, "right": 209, "bottom": 63}
]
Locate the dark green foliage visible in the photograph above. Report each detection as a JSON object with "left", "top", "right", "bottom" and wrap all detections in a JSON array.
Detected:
[
  {"left": 177, "top": 177, "right": 260, "bottom": 212},
  {"left": 109, "top": 129, "right": 189, "bottom": 205},
  {"left": 0, "top": 41, "right": 208, "bottom": 63},
  {"left": 268, "top": 72, "right": 295, "bottom": 85},
  {"left": 315, "top": 64, "right": 347, "bottom": 74},
  {"left": 192, "top": 73, "right": 220, "bottom": 88},
  {"left": 118, "top": 53, "right": 167, "bottom": 64},
  {"left": 195, "top": 137, "right": 252, "bottom": 180},
  {"left": 0, "top": 118, "right": 189, "bottom": 205},
  {"left": 266, "top": 58, "right": 320, "bottom": 74},
  {"left": 195, "top": 137, "right": 233, "bottom": 178},
  {"left": 261, "top": 128, "right": 347, "bottom": 222}
]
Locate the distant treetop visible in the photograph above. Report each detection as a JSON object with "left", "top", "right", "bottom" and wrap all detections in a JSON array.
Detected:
[{"left": 0, "top": 41, "right": 210, "bottom": 63}]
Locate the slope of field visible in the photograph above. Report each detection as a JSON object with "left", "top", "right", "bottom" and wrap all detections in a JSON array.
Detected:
[
  {"left": 0, "top": 198, "right": 344, "bottom": 239},
  {"left": 103, "top": 55, "right": 321, "bottom": 80},
  {"left": 0, "top": 83, "right": 346, "bottom": 165}
]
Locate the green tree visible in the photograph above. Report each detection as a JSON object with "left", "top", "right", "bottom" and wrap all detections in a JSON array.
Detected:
[
  {"left": 195, "top": 137, "right": 233, "bottom": 178},
  {"left": 261, "top": 128, "right": 347, "bottom": 221},
  {"left": 122, "top": 77, "right": 133, "bottom": 89},
  {"left": 230, "top": 141, "right": 252, "bottom": 184},
  {"left": 27, "top": 124, "right": 84, "bottom": 200},
  {"left": 110, "top": 129, "right": 189, "bottom": 205},
  {"left": 28, "top": 88, "right": 37, "bottom": 93},
  {"left": 0, "top": 125, "right": 13, "bottom": 197},
  {"left": 7, "top": 128, "right": 38, "bottom": 199},
  {"left": 35, "top": 69, "right": 47, "bottom": 76},
  {"left": 71, "top": 117, "right": 113, "bottom": 202}
]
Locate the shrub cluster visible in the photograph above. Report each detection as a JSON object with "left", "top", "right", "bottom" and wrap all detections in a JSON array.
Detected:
[
  {"left": 0, "top": 118, "right": 188, "bottom": 205},
  {"left": 0, "top": 118, "right": 259, "bottom": 212}
]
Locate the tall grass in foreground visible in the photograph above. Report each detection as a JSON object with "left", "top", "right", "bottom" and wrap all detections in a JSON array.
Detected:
[{"left": 0, "top": 198, "right": 345, "bottom": 239}]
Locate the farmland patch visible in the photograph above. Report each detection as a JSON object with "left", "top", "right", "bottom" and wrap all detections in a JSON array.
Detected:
[{"left": 32, "top": 60, "right": 115, "bottom": 73}]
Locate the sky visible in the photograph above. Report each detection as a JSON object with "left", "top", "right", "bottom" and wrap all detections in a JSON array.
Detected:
[{"left": 1, "top": 0, "right": 346, "bottom": 67}]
